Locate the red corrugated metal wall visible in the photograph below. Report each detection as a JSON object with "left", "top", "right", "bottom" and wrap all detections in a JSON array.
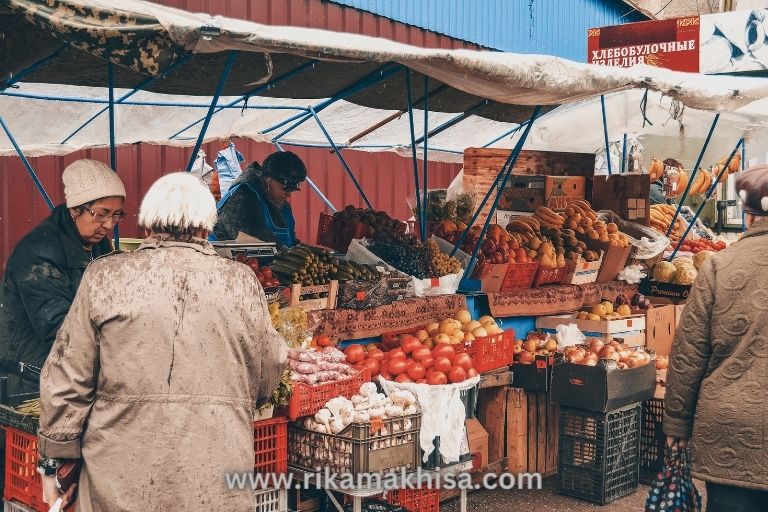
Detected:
[{"left": 1, "top": 0, "right": 474, "bottom": 271}]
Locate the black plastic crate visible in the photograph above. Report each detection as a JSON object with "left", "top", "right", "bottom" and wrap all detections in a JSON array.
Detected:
[
  {"left": 462, "top": 385, "right": 478, "bottom": 420},
  {"left": 640, "top": 399, "right": 665, "bottom": 485},
  {"left": 343, "top": 498, "right": 406, "bottom": 512},
  {"left": 557, "top": 403, "right": 641, "bottom": 505}
]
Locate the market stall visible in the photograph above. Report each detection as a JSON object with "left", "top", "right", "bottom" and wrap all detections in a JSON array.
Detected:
[{"left": 0, "top": 1, "right": 763, "bottom": 511}]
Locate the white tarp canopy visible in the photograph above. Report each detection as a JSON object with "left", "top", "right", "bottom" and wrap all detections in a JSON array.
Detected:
[{"left": 3, "top": 0, "right": 768, "bottom": 164}]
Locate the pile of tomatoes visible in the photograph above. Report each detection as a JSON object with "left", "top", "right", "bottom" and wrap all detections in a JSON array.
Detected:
[
  {"left": 671, "top": 238, "right": 726, "bottom": 253},
  {"left": 344, "top": 335, "right": 477, "bottom": 385},
  {"left": 234, "top": 254, "right": 281, "bottom": 287}
]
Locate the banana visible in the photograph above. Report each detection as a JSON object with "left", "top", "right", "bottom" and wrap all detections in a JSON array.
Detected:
[{"left": 534, "top": 207, "right": 565, "bottom": 226}]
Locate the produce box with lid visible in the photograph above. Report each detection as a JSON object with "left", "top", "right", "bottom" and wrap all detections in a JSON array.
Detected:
[
  {"left": 288, "top": 413, "right": 421, "bottom": 475},
  {"left": 591, "top": 174, "right": 651, "bottom": 226},
  {"left": 536, "top": 312, "right": 646, "bottom": 340},
  {"left": 639, "top": 278, "right": 691, "bottom": 303},
  {"left": 497, "top": 175, "right": 587, "bottom": 213},
  {"left": 551, "top": 360, "right": 656, "bottom": 413}
]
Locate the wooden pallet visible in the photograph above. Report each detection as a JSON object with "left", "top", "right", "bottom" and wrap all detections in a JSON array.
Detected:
[{"left": 506, "top": 388, "right": 559, "bottom": 477}]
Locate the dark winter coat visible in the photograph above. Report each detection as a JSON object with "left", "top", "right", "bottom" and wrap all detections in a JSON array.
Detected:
[
  {"left": 1, "top": 205, "right": 111, "bottom": 389},
  {"left": 664, "top": 219, "right": 768, "bottom": 491}
]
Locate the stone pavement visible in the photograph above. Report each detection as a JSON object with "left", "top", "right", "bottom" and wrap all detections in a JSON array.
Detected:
[{"left": 442, "top": 477, "right": 708, "bottom": 511}]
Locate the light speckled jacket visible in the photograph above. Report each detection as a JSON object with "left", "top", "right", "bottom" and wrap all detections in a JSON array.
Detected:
[
  {"left": 38, "top": 236, "right": 287, "bottom": 511},
  {"left": 664, "top": 220, "right": 768, "bottom": 491}
]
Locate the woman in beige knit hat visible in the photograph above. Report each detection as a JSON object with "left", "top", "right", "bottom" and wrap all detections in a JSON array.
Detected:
[{"left": 2, "top": 159, "right": 126, "bottom": 394}]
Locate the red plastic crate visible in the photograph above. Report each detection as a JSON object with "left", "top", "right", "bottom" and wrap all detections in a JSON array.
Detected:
[
  {"left": 460, "top": 329, "right": 515, "bottom": 373},
  {"left": 254, "top": 417, "right": 288, "bottom": 476},
  {"left": 316, "top": 212, "right": 335, "bottom": 248},
  {"left": 532, "top": 265, "right": 569, "bottom": 288},
  {"left": 500, "top": 261, "right": 539, "bottom": 291},
  {"left": 4, "top": 427, "right": 46, "bottom": 512},
  {"left": 387, "top": 488, "right": 440, "bottom": 512},
  {"left": 287, "top": 367, "right": 370, "bottom": 420}
]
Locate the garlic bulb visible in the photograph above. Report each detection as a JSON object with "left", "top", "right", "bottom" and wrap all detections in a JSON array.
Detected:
[
  {"left": 404, "top": 404, "right": 418, "bottom": 415},
  {"left": 403, "top": 419, "right": 413, "bottom": 430},
  {"left": 359, "top": 382, "right": 377, "bottom": 397},
  {"left": 314, "top": 409, "right": 332, "bottom": 424},
  {"left": 354, "top": 411, "right": 370, "bottom": 423},
  {"left": 315, "top": 424, "right": 328, "bottom": 434},
  {"left": 386, "top": 405, "right": 405, "bottom": 417},
  {"left": 330, "top": 418, "right": 345, "bottom": 434},
  {"left": 369, "top": 407, "right": 385, "bottom": 419},
  {"left": 351, "top": 394, "right": 366, "bottom": 405}
]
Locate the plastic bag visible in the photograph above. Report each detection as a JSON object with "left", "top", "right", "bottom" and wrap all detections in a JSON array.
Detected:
[
  {"left": 645, "top": 446, "right": 702, "bottom": 512},
  {"left": 618, "top": 264, "right": 647, "bottom": 284},
  {"left": 555, "top": 323, "right": 585, "bottom": 349}
]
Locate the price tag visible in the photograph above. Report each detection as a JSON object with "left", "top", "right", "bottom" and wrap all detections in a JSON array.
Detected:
[
  {"left": 370, "top": 418, "right": 385, "bottom": 434},
  {"left": 356, "top": 291, "right": 367, "bottom": 301},
  {"left": 430, "top": 277, "right": 440, "bottom": 288},
  {"left": 536, "top": 358, "right": 548, "bottom": 369}
]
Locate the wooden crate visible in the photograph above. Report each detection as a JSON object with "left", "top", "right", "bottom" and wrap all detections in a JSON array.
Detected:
[
  {"left": 506, "top": 388, "right": 559, "bottom": 477},
  {"left": 289, "top": 281, "right": 338, "bottom": 311},
  {"left": 476, "top": 370, "right": 513, "bottom": 465},
  {"left": 463, "top": 148, "right": 595, "bottom": 224}
]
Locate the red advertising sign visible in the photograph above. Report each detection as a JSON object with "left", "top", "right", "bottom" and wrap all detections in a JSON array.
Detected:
[{"left": 588, "top": 16, "right": 700, "bottom": 72}]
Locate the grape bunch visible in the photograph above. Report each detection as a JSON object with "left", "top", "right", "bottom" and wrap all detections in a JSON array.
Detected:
[{"left": 368, "top": 232, "right": 431, "bottom": 278}]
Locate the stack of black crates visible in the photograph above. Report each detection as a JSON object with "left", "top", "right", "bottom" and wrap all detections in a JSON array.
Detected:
[{"left": 550, "top": 358, "right": 656, "bottom": 504}]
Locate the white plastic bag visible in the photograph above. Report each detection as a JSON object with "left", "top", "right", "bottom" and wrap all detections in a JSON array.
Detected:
[
  {"left": 555, "top": 323, "right": 586, "bottom": 350},
  {"left": 379, "top": 376, "right": 480, "bottom": 464}
]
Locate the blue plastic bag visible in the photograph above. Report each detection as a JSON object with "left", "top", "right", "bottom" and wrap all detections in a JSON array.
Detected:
[{"left": 645, "top": 445, "right": 702, "bottom": 512}]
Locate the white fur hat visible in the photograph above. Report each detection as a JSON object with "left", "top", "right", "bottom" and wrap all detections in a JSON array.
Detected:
[
  {"left": 62, "top": 159, "right": 126, "bottom": 208},
  {"left": 138, "top": 172, "right": 217, "bottom": 233}
]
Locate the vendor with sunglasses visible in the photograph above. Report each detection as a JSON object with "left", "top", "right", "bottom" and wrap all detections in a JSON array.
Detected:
[
  {"left": 2, "top": 159, "right": 125, "bottom": 393},
  {"left": 213, "top": 151, "right": 307, "bottom": 248}
]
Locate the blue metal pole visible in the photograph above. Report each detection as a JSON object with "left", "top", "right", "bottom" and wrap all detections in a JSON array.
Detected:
[
  {"left": 108, "top": 62, "right": 120, "bottom": 248},
  {"left": 600, "top": 95, "right": 612, "bottom": 176},
  {"left": 422, "top": 77, "right": 429, "bottom": 242},
  {"left": 413, "top": 99, "right": 489, "bottom": 146},
  {"left": 669, "top": 139, "right": 742, "bottom": 260},
  {"left": 186, "top": 51, "right": 237, "bottom": 173},
  {"left": 273, "top": 141, "right": 336, "bottom": 212},
  {"left": 62, "top": 54, "right": 192, "bottom": 144},
  {"left": 169, "top": 59, "right": 318, "bottom": 140},
  {"left": 666, "top": 113, "right": 720, "bottom": 236},
  {"left": 308, "top": 107, "right": 372, "bottom": 209},
  {"left": 1, "top": 44, "right": 68, "bottom": 91},
  {"left": 268, "top": 112, "right": 313, "bottom": 141},
  {"left": 0, "top": 113, "right": 54, "bottom": 210},
  {"left": 463, "top": 106, "right": 543, "bottom": 279},
  {"left": 263, "top": 64, "right": 403, "bottom": 137},
  {"left": 621, "top": 133, "right": 627, "bottom": 174},
  {"left": 742, "top": 138, "right": 747, "bottom": 232},
  {"left": 404, "top": 70, "right": 422, "bottom": 240},
  {"left": 482, "top": 122, "right": 525, "bottom": 148}
]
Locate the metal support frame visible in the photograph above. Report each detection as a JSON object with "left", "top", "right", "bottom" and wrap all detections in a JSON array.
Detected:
[
  {"left": 600, "top": 95, "right": 612, "bottom": 176},
  {"left": 413, "top": 99, "right": 489, "bottom": 146},
  {"left": 621, "top": 133, "right": 627, "bottom": 174},
  {"left": 169, "top": 59, "right": 318, "bottom": 140},
  {"left": 1, "top": 44, "right": 69, "bottom": 92},
  {"left": 108, "top": 62, "right": 120, "bottom": 247},
  {"left": 421, "top": 77, "right": 429, "bottom": 241},
  {"left": 272, "top": 141, "right": 336, "bottom": 212},
  {"left": 266, "top": 64, "right": 403, "bottom": 139},
  {"left": 482, "top": 122, "right": 525, "bottom": 148},
  {"left": 666, "top": 113, "right": 720, "bottom": 236},
  {"left": 185, "top": 51, "right": 238, "bottom": 173},
  {"left": 308, "top": 107, "right": 372, "bottom": 209},
  {"left": 404, "top": 70, "right": 422, "bottom": 241},
  {"left": 462, "top": 106, "right": 543, "bottom": 279},
  {"left": 62, "top": 53, "right": 192, "bottom": 144},
  {"left": 0, "top": 113, "right": 54, "bottom": 210},
  {"left": 669, "top": 139, "right": 743, "bottom": 260}
]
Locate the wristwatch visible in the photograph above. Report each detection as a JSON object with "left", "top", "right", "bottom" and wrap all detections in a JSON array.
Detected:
[{"left": 36, "top": 457, "right": 62, "bottom": 477}]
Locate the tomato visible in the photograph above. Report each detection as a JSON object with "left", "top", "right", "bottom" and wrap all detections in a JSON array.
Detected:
[
  {"left": 433, "top": 357, "right": 452, "bottom": 373},
  {"left": 453, "top": 353, "right": 473, "bottom": 371},
  {"left": 415, "top": 379, "right": 427, "bottom": 384},
  {"left": 361, "top": 358, "right": 380, "bottom": 376},
  {"left": 432, "top": 343, "right": 456, "bottom": 361},
  {"left": 407, "top": 363, "right": 426, "bottom": 380},
  {"left": 691, "top": 247, "right": 701, "bottom": 254},
  {"left": 379, "top": 369, "right": 392, "bottom": 380},
  {"left": 448, "top": 366, "right": 467, "bottom": 383},
  {"left": 367, "top": 349, "right": 385, "bottom": 362},
  {"left": 388, "top": 359, "right": 408, "bottom": 375},
  {"left": 421, "top": 356, "right": 434, "bottom": 369},
  {"left": 344, "top": 345, "right": 365, "bottom": 364},
  {"left": 400, "top": 336, "right": 422, "bottom": 355},
  {"left": 411, "top": 347, "right": 431, "bottom": 362},
  {"left": 395, "top": 374, "right": 413, "bottom": 384},
  {"left": 466, "top": 367, "right": 478, "bottom": 378},
  {"left": 316, "top": 336, "right": 332, "bottom": 348},
  {"left": 426, "top": 370, "right": 447, "bottom": 385},
  {"left": 388, "top": 348, "right": 407, "bottom": 361},
  {"left": 715, "top": 241, "right": 726, "bottom": 250}
]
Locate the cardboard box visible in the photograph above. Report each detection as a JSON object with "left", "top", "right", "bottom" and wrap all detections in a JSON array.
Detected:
[
  {"left": 564, "top": 252, "right": 603, "bottom": 285},
  {"left": 591, "top": 174, "right": 651, "bottom": 226},
  {"left": 551, "top": 361, "right": 656, "bottom": 412},
  {"left": 536, "top": 313, "right": 646, "bottom": 335},
  {"left": 495, "top": 210, "right": 530, "bottom": 227},
  {"left": 575, "top": 234, "right": 632, "bottom": 283},
  {"left": 645, "top": 305, "right": 676, "bottom": 356},
  {"left": 498, "top": 175, "right": 587, "bottom": 213},
  {"left": 466, "top": 419, "right": 489, "bottom": 470},
  {"left": 471, "top": 263, "right": 510, "bottom": 293}
]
